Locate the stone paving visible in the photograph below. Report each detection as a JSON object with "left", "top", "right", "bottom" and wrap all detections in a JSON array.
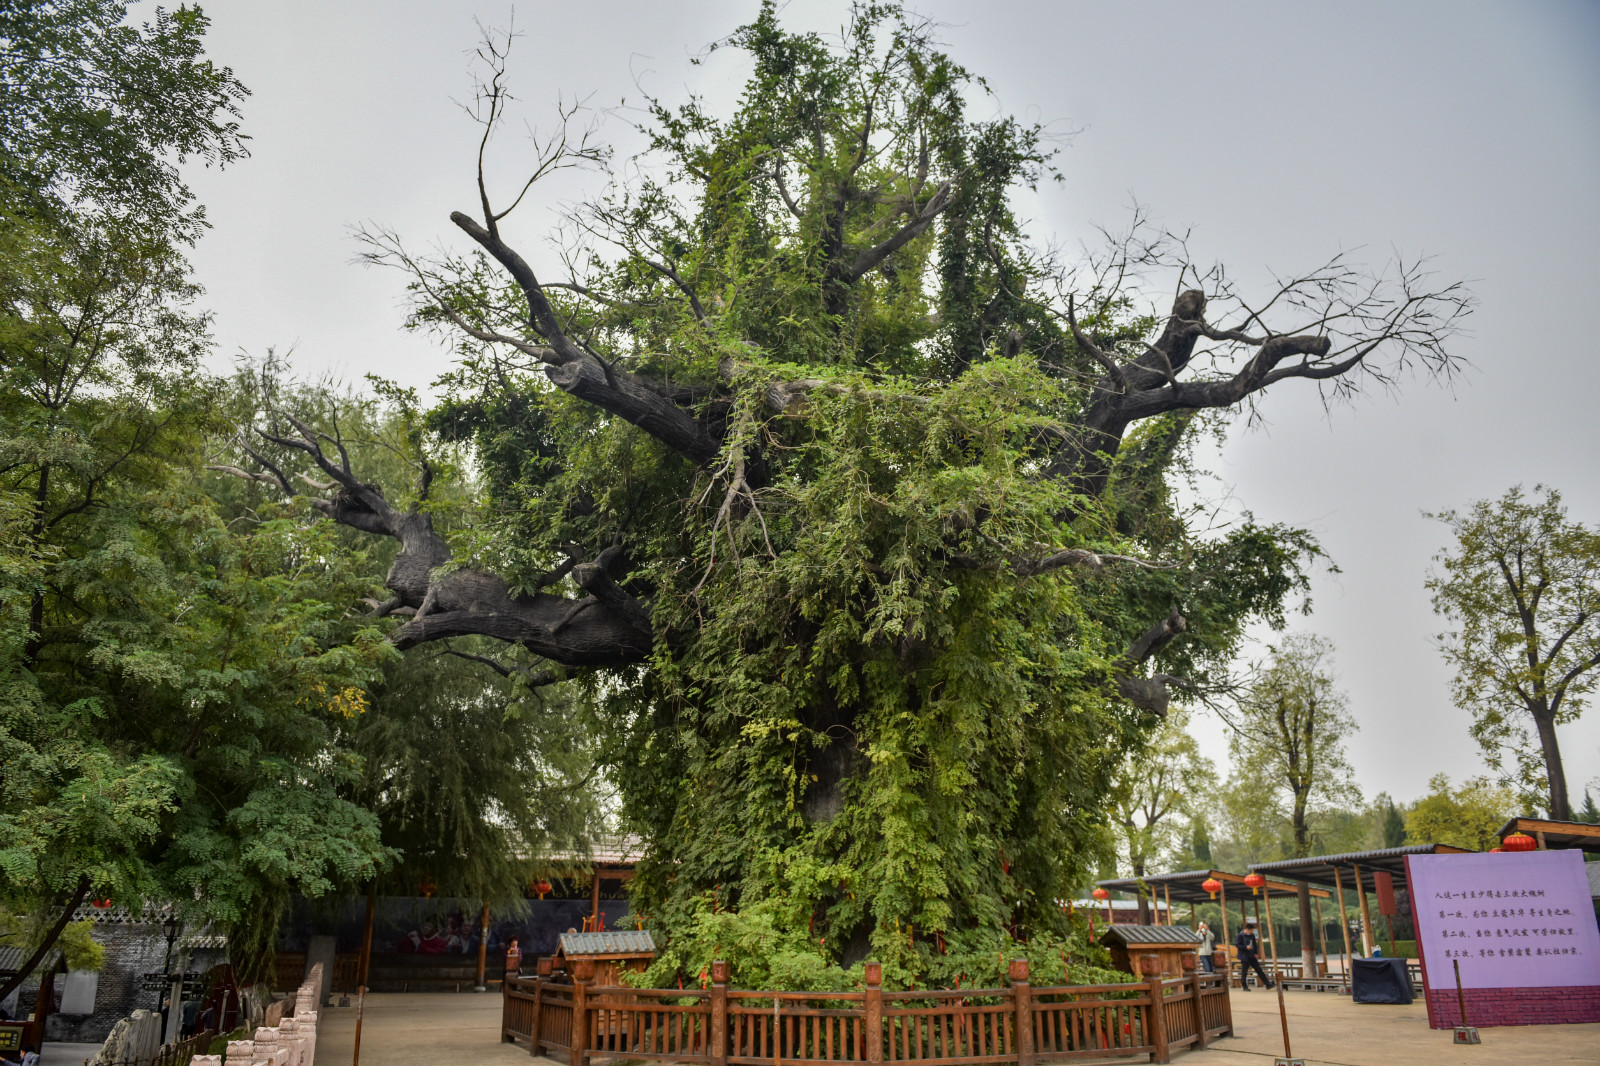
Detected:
[{"left": 310, "top": 987, "right": 1600, "bottom": 1066}]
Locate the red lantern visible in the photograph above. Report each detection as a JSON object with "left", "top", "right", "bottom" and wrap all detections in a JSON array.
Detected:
[
  {"left": 1502, "top": 832, "right": 1537, "bottom": 852},
  {"left": 419, "top": 878, "right": 437, "bottom": 898},
  {"left": 531, "top": 879, "right": 553, "bottom": 900},
  {"left": 1488, "top": 847, "right": 1506, "bottom": 853},
  {"left": 91, "top": 898, "right": 113, "bottom": 910},
  {"left": 1200, "top": 877, "right": 1222, "bottom": 900},
  {"left": 1091, "top": 887, "right": 1110, "bottom": 902},
  {"left": 1243, "top": 872, "right": 1266, "bottom": 896}
]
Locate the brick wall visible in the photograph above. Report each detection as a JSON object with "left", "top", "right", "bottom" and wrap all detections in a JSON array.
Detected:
[{"left": 1423, "top": 985, "right": 1600, "bottom": 1029}]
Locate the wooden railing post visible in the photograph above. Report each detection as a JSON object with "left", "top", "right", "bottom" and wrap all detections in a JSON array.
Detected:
[
  {"left": 571, "top": 958, "right": 594, "bottom": 1066},
  {"left": 533, "top": 958, "right": 551, "bottom": 1053},
  {"left": 1181, "top": 952, "right": 1206, "bottom": 1051},
  {"left": 710, "top": 960, "right": 729, "bottom": 1066},
  {"left": 864, "top": 961, "right": 883, "bottom": 1066},
  {"left": 1009, "top": 958, "right": 1034, "bottom": 1066},
  {"left": 1139, "top": 955, "right": 1169, "bottom": 1065},
  {"left": 1211, "top": 951, "right": 1233, "bottom": 1035}
]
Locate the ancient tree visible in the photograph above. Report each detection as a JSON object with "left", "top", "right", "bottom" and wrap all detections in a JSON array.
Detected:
[{"left": 229, "top": 5, "right": 1468, "bottom": 976}]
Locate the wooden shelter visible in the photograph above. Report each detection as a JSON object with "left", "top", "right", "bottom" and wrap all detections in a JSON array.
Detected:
[
  {"left": 1249, "top": 843, "right": 1471, "bottom": 986},
  {"left": 552, "top": 930, "right": 656, "bottom": 988},
  {"left": 1098, "top": 924, "right": 1202, "bottom": 978},
  {"left": 1495, "top": 816, "right": 1600, "bottom": 853}
]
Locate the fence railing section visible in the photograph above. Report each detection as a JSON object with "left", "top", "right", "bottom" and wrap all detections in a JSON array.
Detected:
[{"left": 505, "top": 952, "right": 1232, "bottom": 1066}]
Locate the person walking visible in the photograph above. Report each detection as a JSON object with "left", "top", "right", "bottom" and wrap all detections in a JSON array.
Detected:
[
  {"left": 1197, "top": 921, "right": 1215, "bottom": 973},
  {"left": 1235, "top": 917, "right": 1273, "bottom": 990}
]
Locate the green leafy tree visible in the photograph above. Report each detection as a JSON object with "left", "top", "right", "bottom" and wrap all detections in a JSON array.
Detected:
[
  {"left": 1404, "top": 773, "right": 1517, "bottom": 852},
  {"left": 345, "top": 637, "right": 605, "bottom": 908},
  {"left": 1427, "top": 485, "right": 1600, "bottom": 820},
  {"left": 229, "top": 4, "right": 1467, "bottom": 982},
  {"left": 1109, "top": 708, "right": 1216, "bottom": 920},
  {"left": 1379, "top": 794, "right": 1406, "bottom": 849},
  {"left": 1233, "top": 634, "right": 1360, "bottom": 972}
]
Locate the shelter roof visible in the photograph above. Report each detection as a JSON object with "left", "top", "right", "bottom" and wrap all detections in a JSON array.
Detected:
[
  {"left": 1249, "top": 843, "right": 1472, "bottom": 890},
  {"left": 556, "top": 930, "right": 656, "bottom": 957},
  {"left": 1095, "top": 869, "right": 1329, "bottom": 904},
  {"left": 1098, "top": 925, "right": 1201, "bottom": 946},
  {"left": 1495, "top": 817, "right": 1600, "bottom": 853}
]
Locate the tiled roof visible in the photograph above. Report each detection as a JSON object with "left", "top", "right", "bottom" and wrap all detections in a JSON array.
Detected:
[
  {"left": 558, "top": 930, "right": 656, "bottom": 956},
  {"left": 1098, "top": 925, "right": 1201, "bottom": 946}
]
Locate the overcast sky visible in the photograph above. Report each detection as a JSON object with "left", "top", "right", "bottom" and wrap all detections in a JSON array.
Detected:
[{"left": 180, "top": 0, "right": 1600, "bottom": 807}]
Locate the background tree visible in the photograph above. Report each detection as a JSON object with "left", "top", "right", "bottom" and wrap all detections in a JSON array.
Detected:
[
  {"left": 1427, "top": 485, "right": 1600, "bottom": 820},
  {"left": 227, "top": 3, "right": 1466, "bottom": 980},
  {"left": 1378, "top": 794, "right": 1406, "bottom": 849},
  {"left": 0, "top": 0, "right": 258, "bottom": 995},
  {"left": 1232, "top": 634, "right": 1360, "bottom": 974},
  {"left": 344, "top": 636, "right": 605, "bottom": 907},
  {"left": 1109, "top": 708, "right": 1216, "bottom": 921},
  {"left": 1404, "top": 773, "right": 1518, "bottom": 852}
]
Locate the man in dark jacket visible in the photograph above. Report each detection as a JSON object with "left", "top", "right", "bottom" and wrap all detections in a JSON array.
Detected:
[{"left": 1235, "top": 918, "right": 1274, "bottom": 989}]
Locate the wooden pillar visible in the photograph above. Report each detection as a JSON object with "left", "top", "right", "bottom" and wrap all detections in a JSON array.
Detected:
[
  {"left": 353, "top": 883, "right": 376, "bottom": 1066},
  {"left": 1164, "top": 885, "right": 1173, "bottom": 926},
  {"left": 1352, "top": 864, "right": 1375, "bottom": 956},
  {"left": 1009, "top": 958, "right": 1035, "bottom": 1066},
  {"left": 709, "top": 960, "right": 729, "bottom": 1066},
  {"left": 1140, "top": 955, "right": 1170, "bottom": 1065},
  {"left": 1218, "top": 881, "right": 1230, "bottom": 968},
  {"left": 1333, "top": 868, "right": 1354, "bottom": 989},
  {"left": 589, "top": 867, "right": 603, "bottom": 932},
  {"left": 1190, "top": 901, "right": 1197, "bottom": 927},
  {"left": 475, "top": 902, "right": 490, "bottom": 991},
  {"left": 1261, "top": 891, "right": 1280, "bottom": 976},
  {"left": 1535, "top": 831, "right": 1547, "bottom": 850},
  {"left": 1314, "top": 896, "right": 1328, "bottom": 977},
  {"left": 864, "top": 962, "right": 884, "bottom": 1066}
]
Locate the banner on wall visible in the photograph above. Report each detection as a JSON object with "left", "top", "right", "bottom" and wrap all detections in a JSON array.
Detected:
[{"left": 1406, "top": 849, "right": 1600, "bottom": 1028}]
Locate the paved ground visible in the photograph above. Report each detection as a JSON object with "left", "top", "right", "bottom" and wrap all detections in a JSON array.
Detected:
[
  {"left": 310, "top": 988, "right": 1600, "bottom": 1066},
  {"left": 1180, "top": 987, "right": 1600, "bottom": 1066},
  {"left": 314, "top": 991, "right": 533, "bottom": 1066},
  {"left": 40, "top": 1041, "right": 103, "bottom": 1065}
]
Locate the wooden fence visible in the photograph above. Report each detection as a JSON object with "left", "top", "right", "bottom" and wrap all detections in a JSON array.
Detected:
[{"left": 504, "top": 952, "right": 1232, "bottom": 1066}]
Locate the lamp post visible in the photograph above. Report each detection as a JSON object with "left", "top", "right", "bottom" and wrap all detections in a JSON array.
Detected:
[{"left": 159, "top": 915, "right": 184, "bottom": 1043}]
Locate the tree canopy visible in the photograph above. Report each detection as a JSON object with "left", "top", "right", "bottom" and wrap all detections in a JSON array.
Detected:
[
  {"left": 1427, "top": 484, "right": 1600, "bottom": 820},
  {"left": 220, "top": 2, "right": 1469, "bottom": 983}
]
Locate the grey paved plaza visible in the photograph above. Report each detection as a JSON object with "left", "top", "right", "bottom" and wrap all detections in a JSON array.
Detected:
[{"left": 307, "top": 987, "right": 1600, "bottom": 1066}]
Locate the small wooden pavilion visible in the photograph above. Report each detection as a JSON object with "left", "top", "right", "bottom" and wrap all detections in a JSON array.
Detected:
[
  {"left": 1098, "top": 924, "right": 1202, "bottom": 978},
  {"left": 552, "top": 930, "right": 656, "bottom": 987}
]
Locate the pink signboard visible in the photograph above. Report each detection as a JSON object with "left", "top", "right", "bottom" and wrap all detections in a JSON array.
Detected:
[{"left": 1406, "top": 850, "right": 1600, "bottom": 1028}]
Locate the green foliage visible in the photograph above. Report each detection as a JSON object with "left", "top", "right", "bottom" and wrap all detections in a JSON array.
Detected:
[
  {"left": 1230, "top": 635, "right": 1360, "bottom": 857},
  {"left": 343, "top": 640, "right": 605, "bottom": 907},
  {"left": 0, "top": 0, "right": 248, "bottom": 233},
  {"left": 1427, "top": 485, "right": 1600, "bottom": 817},
  {"left": 633, "top": 891, "right": 1124, "bottom": 992},
  {"left": 399, "top": 2, "right": 1330, "bottom": 984},
  {"left": 1404, "top": 773, "right": 1516, "bottom": 852},
  {"left": 1110, "top": 709, "right": 1217, "bottom": 877}
]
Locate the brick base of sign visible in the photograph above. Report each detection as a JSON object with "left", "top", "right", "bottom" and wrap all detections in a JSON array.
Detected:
[{"left": 1424, "top": 986, "right": 1600, "bottom": 1029}]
